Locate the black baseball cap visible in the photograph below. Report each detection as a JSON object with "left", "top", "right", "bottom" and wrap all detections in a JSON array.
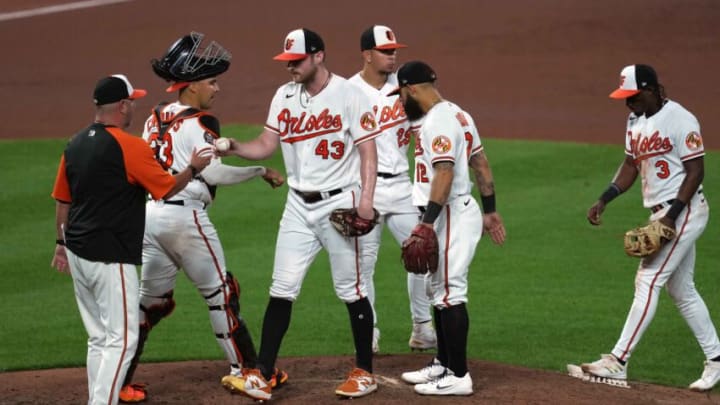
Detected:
[
  {"left": 273, "top": 28, "right": 325, "bottom": 61},
  {"left": 386, "top": 61, "right": 437, "bottom": 96},
  {"left": 609, "top": 64, "right": 658, "bottom": 99},
  {"left": 93, "top": 74, "right": 147, "bottom": 105},
  {"left": 360, "top": 25, "right": 407, "bottom": 51}
]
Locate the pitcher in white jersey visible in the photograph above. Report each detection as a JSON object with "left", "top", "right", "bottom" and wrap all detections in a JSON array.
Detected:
[
  {"left": 349, "top": 25, "right": 436, "bottom": 354},
  {"left": 221, "top": 28, "right": 381, "bottom": 400},
  {"left": 390, "top": 61, "right": 506, "bottom": 396},
  {"left": 119, "top": 33, "right": 287, "bottom": 403},
  {"left": 579, "top": 64, "right": 720, "bottom": 391}
]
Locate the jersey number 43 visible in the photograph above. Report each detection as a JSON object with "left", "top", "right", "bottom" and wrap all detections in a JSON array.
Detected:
[{"left": 315, "top": 139, "right": 345, "bottom": 160}]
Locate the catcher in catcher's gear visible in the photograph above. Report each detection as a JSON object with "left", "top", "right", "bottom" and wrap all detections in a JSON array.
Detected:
[
  {"left": 579, "top": 64, "right": 720, "bottom": 391},
  {"left": 119, "top": 32, "right": 287, "bottom": 403}
]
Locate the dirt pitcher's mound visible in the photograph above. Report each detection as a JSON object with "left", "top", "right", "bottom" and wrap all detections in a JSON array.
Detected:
[{"left": 1, "top": 355, "right": 717, "bottom": 404}]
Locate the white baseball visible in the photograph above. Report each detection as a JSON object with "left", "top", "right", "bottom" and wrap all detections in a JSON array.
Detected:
[{"left": 215, "top": 137, "right": 231, "bottom": 152}]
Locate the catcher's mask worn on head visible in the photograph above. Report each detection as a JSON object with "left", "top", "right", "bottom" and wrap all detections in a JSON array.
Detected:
[{"left": 152, "top": 32, "right": 232, "bottom": 92}]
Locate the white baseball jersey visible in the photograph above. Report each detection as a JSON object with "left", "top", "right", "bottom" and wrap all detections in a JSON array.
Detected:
[
  {"left": 608, "top": 99, "right": 720, "bottom": 364},
  {"left": 411, "top": 100, "right": 484, "bottom": 308},
  {"left": 138, "top": 102, "right": 251, "bottom": 377},
  {"left": 412, "top": 101, "right": 483, "bottom": 206},
  {"left": 143, "top": 101, "right": 216, "bottom": 206},
  {"left": 348, "top": 73, "right": 410, "bottom": 175},
  {"left": 265, "top": 74, "right": 380, "bottom": 191},
  {"left": 624, "top": 100, "right": 705, "bottom": 207}
]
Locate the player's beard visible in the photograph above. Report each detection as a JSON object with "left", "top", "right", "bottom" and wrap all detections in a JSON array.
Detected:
[
  {"left": 402, "top": 95, "right": 424, "bottom": 121},
  {"left": 294, "top": 62, "right": 317, "bottom": 85}
]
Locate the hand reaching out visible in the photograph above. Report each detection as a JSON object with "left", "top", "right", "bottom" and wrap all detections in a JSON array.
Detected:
[{"left": 262, "top": 167, "right": 285, "bottom": 188}]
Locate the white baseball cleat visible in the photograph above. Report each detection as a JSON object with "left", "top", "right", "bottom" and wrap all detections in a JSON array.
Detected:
[
  {"left": 409, "top": 321, "right": 437, "bottom": 351},
  {"left": 414, "top": 370, "right": 473, "bottom": 396},
  {"left": 689, "top": 359, "right": 720, "bottom": 391},
  {"left": 567, "top": 364, "right": 585, "bottom": 379},
  {"left": 401, "top": 358, "right": 446, "bottom": 384},
  {"left": 568, "top": 363, "right": 630, "bottom": 388},
  {"left": 581, "top": 354, "right": 627, "bottom": 379},
  {"left": 572, "top": 354, "right": 629, "bottom": 388}
]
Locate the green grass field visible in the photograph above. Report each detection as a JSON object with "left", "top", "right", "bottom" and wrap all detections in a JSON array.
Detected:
[{"left": 1, "top": 126, "right": 718, "bottom": 389}]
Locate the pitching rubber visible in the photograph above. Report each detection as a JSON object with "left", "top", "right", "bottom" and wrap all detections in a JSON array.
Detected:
[{"left": 566, "top": 364, "right": 630, "bottom": 389}]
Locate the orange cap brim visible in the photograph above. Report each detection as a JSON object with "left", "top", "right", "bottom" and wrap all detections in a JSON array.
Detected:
[
  {"left": 609, "top": 88, "right": 641, "bottom": 99},
  {"left": 375, "top": 43, "right": 408, "bottom": 50},
  {"left": 166, "top": 82, "right": 189, "bottom": 93},
  {"left": 273, "top": 52, "right": 308, "bottom": 61},
  {"left": 129, "top": 89, "right": 147, "bottom": 100}
]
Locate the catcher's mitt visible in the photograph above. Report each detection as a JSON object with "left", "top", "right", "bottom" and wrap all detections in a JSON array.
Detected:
[
  {"left": 329, "top": 208, "right": 379, "bottom": 237},
  {"left": 624, "top": 219, "right": 677, "bottom": 257},
  {"left": 401, "top": 224, "right": 439, "bottom": 274}
]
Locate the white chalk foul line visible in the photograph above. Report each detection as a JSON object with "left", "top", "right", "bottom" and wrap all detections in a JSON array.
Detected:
[{"left": 0, "top": 0, "right": 134, "bottom": 22}]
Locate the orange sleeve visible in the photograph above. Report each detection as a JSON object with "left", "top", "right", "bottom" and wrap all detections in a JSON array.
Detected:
[
  {"left": 51, "top": 154, "right": 72, "bottom": 202},
  {"left": 109, "top": 128, "right": 176, "bottom": 200}
]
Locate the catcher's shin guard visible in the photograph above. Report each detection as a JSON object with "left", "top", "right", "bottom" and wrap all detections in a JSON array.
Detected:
[
  {"left": 123, "top": 324, "right": 149, "bottom": 386},
  {"left": 124, "top": 291, "right": 176, "bottom": 385},
  {"left": 204, "top": 271, "right": 258, "bottom": 370}
]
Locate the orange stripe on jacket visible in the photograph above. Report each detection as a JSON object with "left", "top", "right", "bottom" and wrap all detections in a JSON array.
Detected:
[
  {"left": 51, "top": 154, "right": 71, "bottom": 202},
  {"left": 106, "top": 127, "right": 176, "bottom": 200}
]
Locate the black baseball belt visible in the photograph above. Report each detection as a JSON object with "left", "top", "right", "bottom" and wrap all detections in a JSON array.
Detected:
[
  {"left": 650, "top": 189, "right": 703, "bottom": 213},
  {"left": 293, "top": 188, "right": 343, "bottom": 204},
  {"left": 164, "top": 200, "right": 207, "bottom": 209},
  {"left": 377, "top": 172, "right": 400, "bottom": 179}
]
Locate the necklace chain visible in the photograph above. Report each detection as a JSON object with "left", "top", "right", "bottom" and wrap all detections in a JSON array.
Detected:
[{"left": 300, "top": 72, "right": 332, "bottom": 108}]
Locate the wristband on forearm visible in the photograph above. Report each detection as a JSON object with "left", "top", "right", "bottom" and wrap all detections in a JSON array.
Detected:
[
  {"left": 190, "top": 165, "right": 199, "bottom": 177},
  {"left": 422, "top": 201, "right": 443, "bottom": 224},
  {"left": 665, "top": 199, "right": 687, "bottom": 221},
  {"left": 599, "top": 183, "right": 622, "bottom": 204},
  {"left": 481, "top": 194, "right": 496, "bottom": 214},
  {"left": 56, "top": 239, "right": 65, "bottom": 246}
]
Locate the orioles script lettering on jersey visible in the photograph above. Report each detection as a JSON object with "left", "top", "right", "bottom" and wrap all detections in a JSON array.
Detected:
[
  {"left": 376, "top": 98, "right": 406, "bottom": 128},
  {"left": 277, "top": 108, "right": 342, "bottom": 140},
  {"left": 630, "top": 130, "right": 673, "bottom": 159}
]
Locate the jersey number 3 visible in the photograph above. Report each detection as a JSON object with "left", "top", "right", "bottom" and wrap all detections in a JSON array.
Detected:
[{"left": 655, "top": 159, "right": 670, "bottom": 179}]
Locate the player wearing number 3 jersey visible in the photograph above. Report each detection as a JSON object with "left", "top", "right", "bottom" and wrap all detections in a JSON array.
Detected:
[
  {"left": 221, "top": 28, "right": 380, "bottom": 400},
  {"left": 581, "top": 64, "right": 720, "bottom": 391}
]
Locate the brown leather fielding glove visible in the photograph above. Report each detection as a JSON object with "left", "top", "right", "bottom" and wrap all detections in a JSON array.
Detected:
[
  {"left": 329, "top": 208, "right": 380, "bottom": 237},
  {"left": 401, "top": 225, "right": 439, "bottom": 274},
  {"left": 624, "top": 219, "right": 677, "bottom": 257}
]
